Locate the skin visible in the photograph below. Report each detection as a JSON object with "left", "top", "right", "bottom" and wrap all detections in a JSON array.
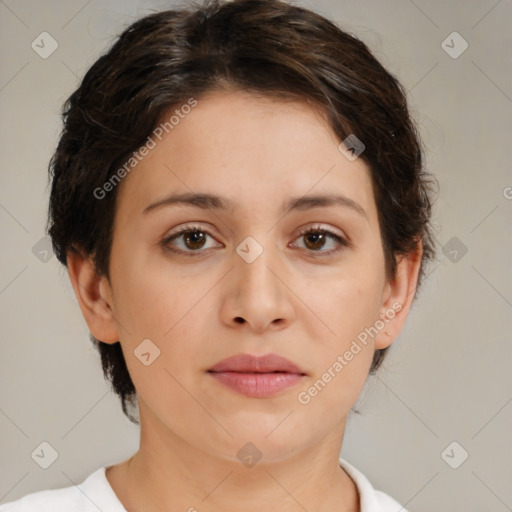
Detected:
[{"left": 68, "top": 88, "right": 422, "bottom": 512}]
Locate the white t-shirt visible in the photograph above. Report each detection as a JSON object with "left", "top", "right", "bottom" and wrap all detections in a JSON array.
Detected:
[{"left": 0, "top": 457, "right": 408, "bottom": 511}]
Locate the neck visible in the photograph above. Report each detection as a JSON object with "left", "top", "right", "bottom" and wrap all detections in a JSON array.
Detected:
[{"left": 109, "top": 404, "right": 360, "bottom": 512}]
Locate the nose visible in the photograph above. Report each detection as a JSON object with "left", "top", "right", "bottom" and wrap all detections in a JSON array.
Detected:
[{"left": 219, "top": 242, "right": 295, "bottom": 334}]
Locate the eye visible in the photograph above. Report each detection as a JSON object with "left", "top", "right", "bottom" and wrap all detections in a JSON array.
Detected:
[
  {"left": 162, "top": 223, "right": 350, "bottom": 257},
  {"left": 162, "top": 225, "right": 222, "bottom": 255},
  {"left": 291, "top": 225, "right": 350, "bottom": 256}
]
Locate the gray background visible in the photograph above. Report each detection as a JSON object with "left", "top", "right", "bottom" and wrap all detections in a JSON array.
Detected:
[{"left": 1, "top": 0, "right": 511, "bottom": 510}]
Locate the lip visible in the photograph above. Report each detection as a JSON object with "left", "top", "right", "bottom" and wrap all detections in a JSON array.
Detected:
[
  {"left": 209, "top": 353, "right": 305, "bottom": 374},
  {"left": 208, "top": 353, "right": 306, "bottom": 398}
]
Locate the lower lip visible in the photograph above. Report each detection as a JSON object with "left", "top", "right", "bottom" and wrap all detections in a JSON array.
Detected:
[{"left": 209, "top": 371, "right": 304, "bottom": 398}]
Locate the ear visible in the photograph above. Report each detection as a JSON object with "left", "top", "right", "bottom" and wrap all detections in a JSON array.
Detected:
[
  {"left": 375, "top": 240, "right": 423, "bottom": 350},
  {"left": 66, "top": 248, "right": 120, "bottom": 344}
]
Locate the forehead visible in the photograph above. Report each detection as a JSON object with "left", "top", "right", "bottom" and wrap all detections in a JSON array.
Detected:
[{"left": 114, "top": 89, "right": 377, "bottom": 224}]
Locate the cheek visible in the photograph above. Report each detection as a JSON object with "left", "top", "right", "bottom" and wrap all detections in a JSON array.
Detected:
[
  {"left": 298, "top": 258, "right": 385, "bottom": 408},
  {"left": 114, "top": 265, "right": 209, "bottom": 422},
  {"left": 313, "top": 258, "right": 384, "bottom": 344},
  {"left": 112, "top": 249, "right": 202, "bottom": 338},
  {"left": 295, "top": 272, "right": 383, "bottom": 417},
  {"left": 112, "top": 256, "right": 217, "bottom": 380}
]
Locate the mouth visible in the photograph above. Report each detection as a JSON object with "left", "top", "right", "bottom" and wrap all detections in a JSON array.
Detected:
[{"left": 207, "top": 353, "right": 306, "bottom": 398}]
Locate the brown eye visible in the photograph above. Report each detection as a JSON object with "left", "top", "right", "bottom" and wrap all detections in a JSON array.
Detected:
[
  {"left": 182, "top": 230, "right": 207, "bottom": 250},
  {"left": 303, "top": 231, "right": 328, "bottom": 251},
  {"left": 292, "top": 227, "right": 349, "bottom": 256},
  {"left": 163, "top": 225, "right": 221, "bottom": 254}
]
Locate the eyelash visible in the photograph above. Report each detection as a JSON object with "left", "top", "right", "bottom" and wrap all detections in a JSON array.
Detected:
[{"left": 162, "top": 224, "right": 350, "bottom": 257}]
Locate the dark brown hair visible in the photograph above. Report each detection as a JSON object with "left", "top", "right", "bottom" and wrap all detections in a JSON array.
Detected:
[{"left": 47, "top": 0, "right": 437, "bottom": 424}]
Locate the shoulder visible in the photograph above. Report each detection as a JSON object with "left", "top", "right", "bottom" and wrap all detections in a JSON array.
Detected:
[
  {"left": 339, "top": 457, "right": 409, "bottom": 512},
  {"left": 0, "top": 466, "right": 124, "bottom": 512},
  {"left": 373, "top": 490, "right": 409, "bottom": 511},
  {"left": 0, "top": 485, "right": 88, "bottom": 512}
]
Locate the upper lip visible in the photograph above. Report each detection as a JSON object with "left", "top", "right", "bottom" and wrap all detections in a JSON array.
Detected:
[{"left": 208, "top": 353, "right": 306, "bottom": 375}]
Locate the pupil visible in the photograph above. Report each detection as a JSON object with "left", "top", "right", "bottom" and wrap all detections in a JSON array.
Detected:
[
  {"left": 186, "top": 231, "right": 206, "bottom": 249},
  {"left": 305, "top": 232, "right": 325, "bottom": 250}
]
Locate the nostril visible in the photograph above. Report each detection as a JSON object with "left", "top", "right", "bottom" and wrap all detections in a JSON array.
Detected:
[{"left": 234, "top": 317, "right": 245, "bottom": 324}]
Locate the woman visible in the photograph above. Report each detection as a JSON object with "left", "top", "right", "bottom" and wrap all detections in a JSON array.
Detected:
[{"left": 1, "top": 0, "right": 437, "bottom": 510}]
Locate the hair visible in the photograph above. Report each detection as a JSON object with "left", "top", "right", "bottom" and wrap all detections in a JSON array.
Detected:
[{"left": 46, "top": 0, "right": 438, "bottom": 424}]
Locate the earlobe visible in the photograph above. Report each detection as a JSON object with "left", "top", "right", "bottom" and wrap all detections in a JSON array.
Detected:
[
  {"left": 375, "top": 241, "right": 423, "bottom": 350},
  {"left": 66, "top": 249, "right": 120, "bottom": 344}
]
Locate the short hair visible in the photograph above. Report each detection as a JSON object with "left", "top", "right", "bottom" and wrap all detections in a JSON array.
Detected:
[{"left": 47, "top": 0, "right": 438, "bottom": 424}]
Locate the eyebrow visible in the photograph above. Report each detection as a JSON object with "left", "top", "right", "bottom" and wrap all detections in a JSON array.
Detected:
[{"left": 143, "top": 192, "right": 368, "bottom": 220}]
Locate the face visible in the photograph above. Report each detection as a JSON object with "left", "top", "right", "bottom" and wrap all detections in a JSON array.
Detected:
[{"left": 72, "top": 88, "right": 419, "bottom": 465}]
